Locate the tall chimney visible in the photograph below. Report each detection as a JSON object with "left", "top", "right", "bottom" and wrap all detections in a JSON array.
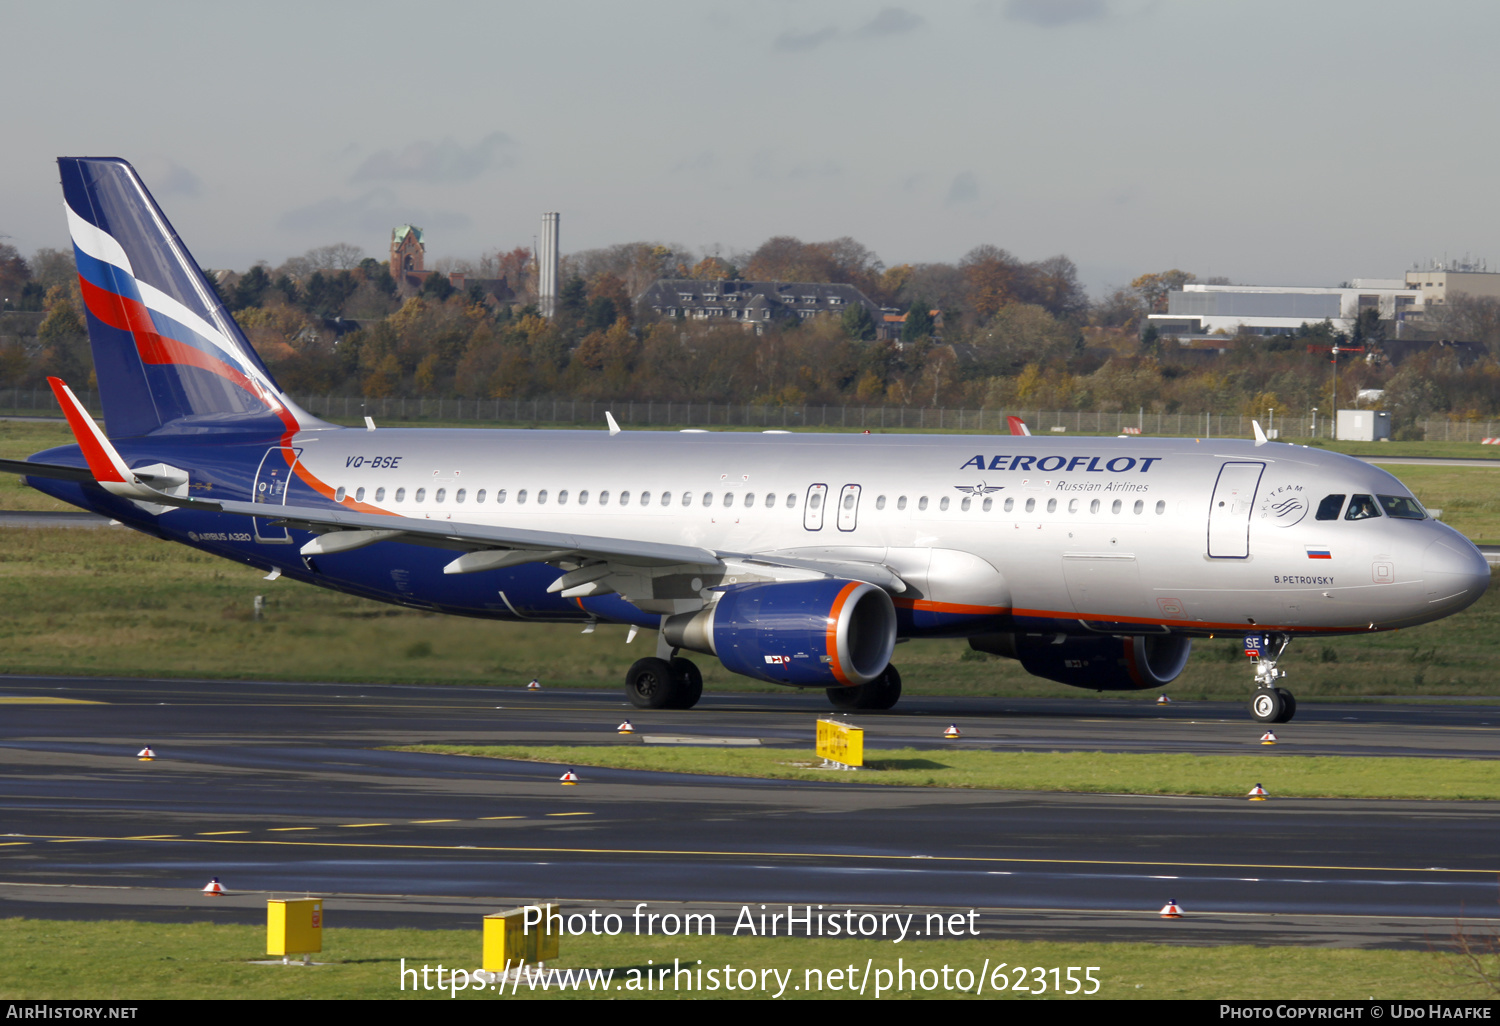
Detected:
[{"left": 538, "top": 212, "right": 560, "bottom": 318}]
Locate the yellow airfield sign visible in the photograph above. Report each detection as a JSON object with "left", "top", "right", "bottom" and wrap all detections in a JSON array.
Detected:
[{"left": 816, "top": 718, "right": 864, "bottom": 769}]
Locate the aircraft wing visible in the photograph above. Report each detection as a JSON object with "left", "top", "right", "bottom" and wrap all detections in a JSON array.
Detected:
[
  {"left": 0, "top": 457, "right": 96, "bottom": 483},
  {"left": 34, "top": 376, "right": 911, "bottom": 598}
]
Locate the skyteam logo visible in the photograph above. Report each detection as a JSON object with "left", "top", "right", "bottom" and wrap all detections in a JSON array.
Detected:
[{"left": 1257, "top": 484, "right": 1309, "bottom": 527}]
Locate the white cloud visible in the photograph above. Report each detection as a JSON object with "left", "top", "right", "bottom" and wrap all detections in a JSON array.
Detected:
[{"left": 350, "top": 132, "right": 517, "bottom": 185}]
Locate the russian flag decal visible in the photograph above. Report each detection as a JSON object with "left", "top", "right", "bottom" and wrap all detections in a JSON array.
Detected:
[{"left": 1305, "top": 546, "right": 1332, "bottom": 559}]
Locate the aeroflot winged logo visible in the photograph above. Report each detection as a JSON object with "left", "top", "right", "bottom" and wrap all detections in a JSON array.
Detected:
[
  {"left": 954, "top": 482, "right": 1004, "bottom": 496},
  {"left": 959, "top": 454, "right": 1163, "bottom": 473}
]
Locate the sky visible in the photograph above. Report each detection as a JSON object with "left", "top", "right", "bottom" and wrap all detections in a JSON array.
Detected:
[{"left": 4, "top": 0, "right": 1500, "bottom": 298}]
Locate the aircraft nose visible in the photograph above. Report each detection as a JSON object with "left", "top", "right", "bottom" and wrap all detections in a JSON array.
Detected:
[{"left": 1421, "top": 536, "right": 1491, "bottom": 614}]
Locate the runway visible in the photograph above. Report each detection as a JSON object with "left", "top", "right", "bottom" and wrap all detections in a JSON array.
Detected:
[{"left": 1, "top": 675, "right": 1497, "bottom": 949}]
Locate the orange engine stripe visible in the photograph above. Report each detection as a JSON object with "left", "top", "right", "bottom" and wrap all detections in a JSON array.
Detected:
[{"left": 825, "top": 582, "right": 862, "bottom": 686}]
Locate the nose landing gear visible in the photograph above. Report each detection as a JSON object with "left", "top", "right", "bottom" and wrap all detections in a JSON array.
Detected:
[{"left": 1248, "top": 633, "right": 1296, "bottom": 723}]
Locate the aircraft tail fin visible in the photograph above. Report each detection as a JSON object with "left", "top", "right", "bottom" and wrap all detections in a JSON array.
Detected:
[
  {"left": 1006, "top": 415, "right": 1032, "bottom": 437},
  {"left": 57, "top": 157, "right": 322, "bottom": 440}
]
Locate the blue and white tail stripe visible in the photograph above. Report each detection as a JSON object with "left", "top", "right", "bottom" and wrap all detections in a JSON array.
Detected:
[{"left": 58, "top": 157, "right": 317, "bottom": 439}]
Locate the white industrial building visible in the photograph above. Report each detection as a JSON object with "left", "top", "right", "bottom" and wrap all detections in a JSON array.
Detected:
[{"left": 1148, "top": 281, "right": 1423, "bottom": 338}]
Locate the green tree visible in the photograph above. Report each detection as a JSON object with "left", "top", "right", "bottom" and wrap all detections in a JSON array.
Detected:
[
  {"left": 233, "top": 265, "right": 271, "bottom": 310},
  {"left": 901, "top": 300, "right": 934, "bottom": 343},
  {"left": 841, "top": 302, "right": 876, "bottom": 341}
]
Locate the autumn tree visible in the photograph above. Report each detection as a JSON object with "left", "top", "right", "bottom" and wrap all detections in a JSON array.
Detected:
[
  {"left": 1131, "top": 270, "right": 1196, "bottom": 313},
  {"left": 901, "top": 301, "right": 935, "bottom": 343},
  {"left": 960, "top": 245, "right": 1028, "bottom": 321},
  {"left": 0, "top": 244, "right": 30, "bottom": 308},
  {"left": 841, "top": 301, "right": 876, "bottom": 341}
]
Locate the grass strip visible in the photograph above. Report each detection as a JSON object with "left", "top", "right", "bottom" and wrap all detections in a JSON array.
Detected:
[
  {"left": 0, "top": 917, "right": 1489, "bottom": 1000},
  {"left": 397, "top": 745, "right": 1500, "bottom": 800}
]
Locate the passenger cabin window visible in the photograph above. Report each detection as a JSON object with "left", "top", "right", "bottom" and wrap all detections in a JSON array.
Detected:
[
  {"left": 682, "top": 492, "right": 693, "bottom": 506},
  {"left": 495, "top": 489, "right": 505, "bottom": 503},
  {"left": 1089, "top": 499, "right": 1100, "bottom": 514},
  {"left": 639, "top": 491, "right": 651, "bottom": 506},
  {"left": 765, "top": 493, "right": 776, "bottom": 508},
  {"left": 354, "top": 487, "right": 365, "bottom": 502},
  {"left": 1315, "top": 494, "right": 1346, "bottom": 521},
  {"left": 1133, "top": 500, "right": 1144, "bottom": 514},
  {"left": 516, "top": 489, "right": 527, "bottom": 504},
  {"left": 415, "top": 488, "right": 426, "bottom": 503},
  {"left": 476, "top": 490, "right": 486, "bottom": 504},
  {"left": 375, "top": 487, "right": 385, "bottom": 502},
  {"left": 1378, "top": 495, "right": 1426, "bottom": 520},
  {"left": 394, "top": 488, "right": 405, "bottom": 502},
  {"left": 1067, "top": 498, "right": 1078, "bottom": 513},
  {"left": 455, "top": 489, "right": 466, "bottom": 503},
  {"left": 940, "top": 496, "right": 950, "bottom": 511},
  {"left": 897, "top": 496, "right": 907, "bottom": 510},
  {"left": 809, "top": 493, "right": 822, "bottom": 510},
  {"left": 1111, "top": 499, "right": 1122, "bottom": 514},
  {"left": 722, "top": 492, "right": 734, "bottom": 507},
  {"left": 577, "top": 490, "right": 588, "bottom": 504},
  {"left": 619, "top": 491, "right": 630, "bottom": 505},
  {"left": 1003, "top": 497, "right": 1013, "bottom": 512},
  {"left": 982, "top": 497, "right": 993, "bottom": 512},
  {"left": 558, "top": 490, "right": 569, "bottom": 505},
  {"left": 661, "top": 492, "right": 672, "bottom": 506},
  {"left": 1154, "top": 500, "right": 1165, "bottom": 514},
  {"left": 1046, "top": 498, "right": 1057, "bottom": 513},
  {"left": 703, "top": 492, "right": 713, "bottom": 507},
  {"left": 434, "top": 488, "right": 445, "bottom": 503},
  {"left": 785, "top": 494, "right": 797, "bottom": 508},
  {"left": 918, "top": 497, "right": 929, "bottom": 511},
  {"left": 537, "top": 489, "right": 548, "bottom": 504},
  {"left": 1024, "top": 498, "right": 1035, "bottom": 512},
  {"left": 335, "top": 486, "right": 346, "bottom": 502},
  {"left": 875, "top": 495, "right": 886, "bottom": 510},
  {"left": 598, "top": 490, "right": 609, "bottom": 505},
  {"left": 960, "top": 497, "right": 971, "bottom": 511},
  {"left": 745, "top": 493, "right": 756, "bottom": 508},
  {"left": 1345, "top": 494, "right": 1381, "bottom": 521}
]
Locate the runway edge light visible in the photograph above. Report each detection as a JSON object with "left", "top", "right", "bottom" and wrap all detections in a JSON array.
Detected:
[
  {"left": 560, "top": 769, "right": 580, "bottom": 785},
  {"left": 1248, "top": 783, "right": 1269, "bottom": 800},
  {"left": 137, "top": 746, "right": 155, "bottom": 761},
  {"left": 202, "top": 877, "right": 225, "bottom": 896},
  {"left": 1159, "top": 900, "right": 1184, "bottom": 919},
  {"left": 617, "top": 720, "right": 634, "bottom": 734},
  {"left": 1260, "top": 730, "right": 1278, "bottom": 745},
  {"left": 267, "top": 897, "right": 323, "bottom": 964},
  {"left": 942, "top": 724, "right": 961, "bottom": 739}
]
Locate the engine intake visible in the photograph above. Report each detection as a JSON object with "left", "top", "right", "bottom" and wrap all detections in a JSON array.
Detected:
[
  {"left": 665, "top": 579, "right": 897, "bottom": 687},
  {"left": 969, "top": 632, "right": 1192, "bottom": 691}
]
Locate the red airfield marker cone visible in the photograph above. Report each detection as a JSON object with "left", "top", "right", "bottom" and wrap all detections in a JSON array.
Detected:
[
  {"left": 1156, "top": 694, "right": 1172, "bottom": 705},
  {"left": 617, "top": 720, "right": 634, "bottom": 734},
  {"left": 942, "top": 724, "right": 961, "bottom": 739},
  {"left": 1260, "top": 730, "right": 1278, "bottom": 745},
  {"left": 560, "top": 769, "right": 580, "bottom": 785},
  {"left": 202, "top": 877, "right": 225, "bottom": 896},
  {"left": 1248, "top": 783, "right": 1269, "bottom": 800},
  {"left": 526, "top": 679, "right": 541, "bottom": 691},
  {"left": 1159, "top": 900, "right": 1183, "bottom": 919},
  {"left": 137, "top": 746, "right": 156, "bottom": 761}
]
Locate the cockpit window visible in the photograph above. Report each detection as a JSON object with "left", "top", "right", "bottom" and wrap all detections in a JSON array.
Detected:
[
  {"left": 1315, "top": 494, "right": 1346, "bottom": 521},
  {"left": 1377, "top": 494, "right": 1426, "bottom": 520},
  {"left": 1344, "top": 494, "right": 1381, "bottom": 521}
]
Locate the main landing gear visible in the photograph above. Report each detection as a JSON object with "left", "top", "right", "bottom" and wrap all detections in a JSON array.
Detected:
[
  {"left": 625, "top": 656, "right": 703, "bottom": 709},
  {"left": 826, "top": 664, "right": 902, "bottom": 711},
  {"left": 1248, "top": 633, "right": 1297, "bottom": 724}
]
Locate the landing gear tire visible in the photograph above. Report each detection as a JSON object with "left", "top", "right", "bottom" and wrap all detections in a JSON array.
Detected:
[
  {"left": 669, "top": 657, "right": 703, "bottom": 710},
  {"left": 1250, "top": 687, "right": 1284, "bottom": 724},
  {"left": 1274, "top": 686, "right": 1297, "bottom": 723},
  {"left": 625, "top": 657, "right": 680, "bottom": 709},
  {"left": 824, "top": 665, "right": 903, "bottom": 711}
]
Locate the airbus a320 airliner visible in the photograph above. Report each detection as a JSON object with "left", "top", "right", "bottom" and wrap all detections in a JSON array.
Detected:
[{"left": 3, "top": 158, "right": 1489, "bottom": 722}]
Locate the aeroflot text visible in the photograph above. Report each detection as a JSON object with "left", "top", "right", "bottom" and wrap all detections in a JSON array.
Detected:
[{"left": 960, "top": 455, "right": 1163, "bottom": 473}]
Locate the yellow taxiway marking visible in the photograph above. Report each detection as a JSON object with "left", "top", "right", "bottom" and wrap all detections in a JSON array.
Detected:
[
  {"left": 478, "top": 816, "right": 523, "bottom": 820},
  {"left": 339, "top": 823, "right": 388, "bottom": 828},
  {"left": 545, "top": 812, "right": 593, "bottom": 817},
  {"left": 197, "top": 830, "right": 248, "bottom": 836},
  {"left": 0, "top": 697, "right": 104, "bottom": 705},
  {"left": 123, "top": 835, "right": 178, "bottom": 839},
  {"left": 10, "top": 832, "right": 1497, "bottom": 876},
  {"left": 409, "top": 819, "right": 458, "bottom": 824},
  {"left": 0, "top": 842, "right": 29, "bottom": 847},
  {"left": 268, "top": 827, "right": 317, "bottom": 832}
]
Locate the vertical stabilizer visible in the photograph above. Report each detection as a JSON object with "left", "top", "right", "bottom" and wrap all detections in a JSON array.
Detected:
[{"left": 58, "top": 157, "right": 321, "bottom": 439}]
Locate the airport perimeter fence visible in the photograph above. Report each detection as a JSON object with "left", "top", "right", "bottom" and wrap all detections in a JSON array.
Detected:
[{"left": 4, "top": 387, "right": 1499, "bottom": 441}]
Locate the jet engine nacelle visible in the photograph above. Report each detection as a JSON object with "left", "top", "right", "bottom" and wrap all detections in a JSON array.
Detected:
[
  {"left": 969, "top": 632, "right": 1192, "bottom": 691},
  {"left": 664, "top": 579, "right": 897, "bottom": 687}
]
